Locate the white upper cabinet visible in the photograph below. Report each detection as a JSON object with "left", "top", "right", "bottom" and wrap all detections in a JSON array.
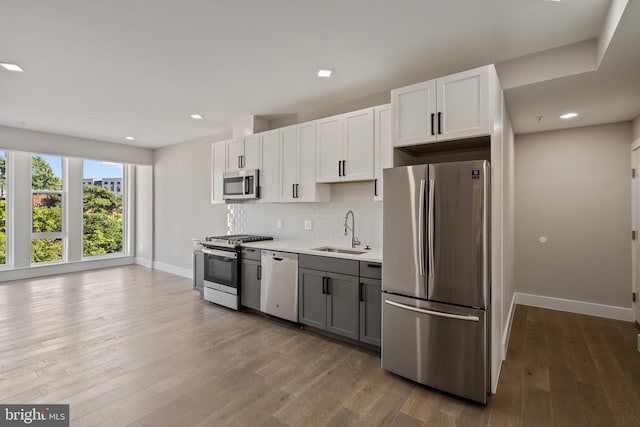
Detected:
[
  {"left": 374, "top": 104, "right": 392, "bottom": 201},
  {"left": 280, "top": 125, "right": 299, "bottom": 202},
  {"left": 226, "top": 137, "right": 243, "bottom": 172},
  {"left": 258, "top": 130, "right": 279, "bottom": 203},
  {"left": 297, "top": 121, "right": 329, "bottom": 202},
  {"left": 211, "top": 141, "right": 227, "bottom": 204},
  {"left": 316, "top": 115, "right": 344, "bottom": 182},
  {"left": 226, "top": 134, "right": 260, "bottom": 172},
  {"left": 316, "top": 107, "right": 374, "bottom": 183},
  {"left": 436, "top": 66, "right": 490, "bottom": 141},
  {"left": 392, "top": 65, "right": 491, "bottom": 147},
  {"left": 343, "top": 108, "right": 374, "bottom": 181},
  {"left": 280, "top": 122, "right": 330, "bottom": 203},
  {"left": 392, "top": 80, "right": 437, "bottom": 146}
]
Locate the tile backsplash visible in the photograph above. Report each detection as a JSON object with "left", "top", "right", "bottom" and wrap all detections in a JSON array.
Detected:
[{"left": 229, "top": 182, "right": 382, "bottom": 248}]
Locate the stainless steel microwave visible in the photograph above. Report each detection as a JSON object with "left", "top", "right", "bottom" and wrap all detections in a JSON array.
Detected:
[{"left": 223, "top": 169, "right": 259, "bottom": 200}]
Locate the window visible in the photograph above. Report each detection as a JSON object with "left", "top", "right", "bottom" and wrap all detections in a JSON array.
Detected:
[
  {"left": 82, "top": 160, "right": 124, "bottom": 257},
  {"left": 31, "top": 154, "right": 64, "bottom": 263},
  {"left": 0, "top": 151, "right": 6, "bottom": 266}
]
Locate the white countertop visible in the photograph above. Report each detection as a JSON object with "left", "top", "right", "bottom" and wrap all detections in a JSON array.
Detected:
[{"left": 240, "top": 240, "right": 382, "bottom": 263}]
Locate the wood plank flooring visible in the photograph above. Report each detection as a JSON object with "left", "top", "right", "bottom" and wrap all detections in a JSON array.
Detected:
[{"left": 1, "top": 265, "right": 639, "bottom": 426}]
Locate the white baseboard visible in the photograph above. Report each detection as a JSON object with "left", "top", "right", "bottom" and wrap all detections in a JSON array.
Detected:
[
  {"left": 134, "top": 257, "right": 153, "bottom": 269},
  {"left": 152, "top": 261, "right": 192, "bottom": 279},
  {"left": 515, "top": 292, "right": 633, "bottom": 322},
  {"left": 0, "top": 256, "right": 135, "bottom": 282}
]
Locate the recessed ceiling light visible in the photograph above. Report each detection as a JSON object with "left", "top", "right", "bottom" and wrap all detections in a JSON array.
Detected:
[
  {"left": 560, "top": 112, "right": 578, "bottom": 119},
  {"left": 1, "top": 62, "right": 24, "bottom": 72},
  {"left": 317, "top": 69, "right": 332, "bottom": 78},
  {"left": 190, "top": 114, "right": 203, "bottom": 120},
  {"left": 125, "top": 136, "right": 135, "bottom": 141}
]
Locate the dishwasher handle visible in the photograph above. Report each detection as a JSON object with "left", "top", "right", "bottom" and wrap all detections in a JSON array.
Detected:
[{"left": 272, "top": 257, "right": 284, "bottom": 262}]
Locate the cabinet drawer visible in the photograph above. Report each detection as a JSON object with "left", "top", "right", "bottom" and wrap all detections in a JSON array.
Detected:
[
  {"left": 359, "top": 261, "right": 382, "bottom": 279},
  {"left": 299, "top": 254, "right": 358, "bottom": 276},
  {"left": 241, "top": 247, "right": 261, "bottom": 261}
]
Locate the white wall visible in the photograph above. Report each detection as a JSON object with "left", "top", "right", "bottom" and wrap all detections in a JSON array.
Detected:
[
  {"left": 269, "top": 91, "right": 390, "bottom": 129},
  {"left": 633, "top": 114, "right": 640, "bottom": 140},
  {"left": 501, "top": 107, "right": 516, "bottom": 349},
  {"left": 495, "top": 39, "right": 597, "bottom": 90},
  {"left": 231, "top": 182, "right": 382, "bottom": 248},
  {"left": 153, "top": 133, "right": 231, "bottom": 275},
  {"left": 514, "top": 122, "right": 632, "bottom": 319},
  {"left": 0, "top": 125, "right": 152, "bottom": 165},
  {"left": 135, "top": 165, "right": 154, "bottom": 267}
]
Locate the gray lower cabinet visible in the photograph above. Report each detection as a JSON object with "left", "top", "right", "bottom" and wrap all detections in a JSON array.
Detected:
[
  {"left": 359, "top": 261, "right": 382, "bottom": 347},
  {"left": 359, "top": 277, "right": 381, "bottom": 346},
  {"left": 326, "top": 272, "right": 359, "bottom": 340},
  {"left": 241, "top": 248, "right": 261, "bottom": 310},
  {"left": 298, "top": 256, "right": 359, "bottom": 340},
  {"left": 298, "top": 268, "right": 326, "bottom": 329}
]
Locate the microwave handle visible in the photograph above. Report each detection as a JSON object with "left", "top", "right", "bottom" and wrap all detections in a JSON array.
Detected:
[{"left": 244, "top": 176, "right": 250, "bottom": 195}]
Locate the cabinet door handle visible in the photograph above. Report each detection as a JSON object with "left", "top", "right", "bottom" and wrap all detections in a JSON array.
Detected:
[
  {"left": 374, "top": 179, "right": 378, "bottom": 197},
  {"left": 437, "top": 112, "right": 442, "bottom": 135},
  {"left": 326, "top": 277, "right": 330, "bottom": 295},
  {"left": 342, "top": 160, "right": 346, "bottom": 177},
  {"left": 359, "top": 282, "right": 364, "bottom": 302},
  {"left": 338, "top": 161, "right": 342, "bottom": 177},
  {"left": 367, "top": 263, "right": 381, "bottom": 268},
  {"left": 295, "top": 184, "right": 299, "bottom": 198},
  {"left": 238, "top": 156, "right": 241, "bottom": 169},
  {"left": 257, "top": 265, "right": 261, "bottom": 281},
  {"left": 431, "top": 113, "right": 435, "bottom": 136},
  {"left": 292, "top": 183, "right": 295, "bottom": 198},
  {"left": 322, "top": 277, "right": 327, "bottom": 294}
]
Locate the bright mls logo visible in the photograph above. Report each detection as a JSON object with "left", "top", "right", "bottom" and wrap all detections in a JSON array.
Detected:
[{"left": 1, "top": 405, "right": 69, "bottom": 426}]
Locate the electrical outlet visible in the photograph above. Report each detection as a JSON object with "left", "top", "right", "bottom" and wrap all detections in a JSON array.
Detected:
[
  {"left": 304, "top": 220, "right": 313, "bottom": 231},
  {"left": 276, "top": 219, "right": 283, "bottom": 229}
]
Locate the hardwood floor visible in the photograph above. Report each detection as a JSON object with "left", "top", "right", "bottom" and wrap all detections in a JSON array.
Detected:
[{"left": 1, "top": 265, "right": 639, "bottom": 426}]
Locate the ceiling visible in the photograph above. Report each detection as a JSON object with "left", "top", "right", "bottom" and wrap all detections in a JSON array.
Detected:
[{"left": 0, "top": 0, "right": 635, "bottom": 149}]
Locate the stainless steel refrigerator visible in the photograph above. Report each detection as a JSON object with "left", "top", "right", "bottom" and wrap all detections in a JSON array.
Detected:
[{"left": 381, "top": 160, "right": 490, "bottom": 404}]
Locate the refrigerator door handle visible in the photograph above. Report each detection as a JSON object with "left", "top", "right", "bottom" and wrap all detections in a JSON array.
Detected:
[
  {"left": 483, "top": 162, "right": 490, "bottom": 307},
  {"left": 384, "top": 300, "right": 480, "bottom": 322},
  {"left": 428, "top": 178, "right": 435, "bottom": 278},
  {"left": 418, "top": 179, "right": 426, "bottom": 276}
]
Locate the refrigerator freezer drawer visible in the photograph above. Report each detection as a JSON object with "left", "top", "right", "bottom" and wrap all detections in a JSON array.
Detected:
[{"left": 381, "top": 293, "right": 487, "bottom": 404}]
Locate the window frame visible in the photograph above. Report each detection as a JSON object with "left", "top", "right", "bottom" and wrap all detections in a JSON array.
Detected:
[
  {"left": 80, "top": 160, "right": 129, "bottom": 260},
  {"left": 0, "top": 150, "right": 10, "bottom": 269},
  {"left": 30, "top": 155, "right": 66, "bottom": 265}
]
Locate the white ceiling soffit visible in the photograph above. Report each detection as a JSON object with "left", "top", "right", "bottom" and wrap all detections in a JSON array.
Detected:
[
  {"left": 504, "top": 0, "right": 640, "bottom": 134},
  {"left": 0, "top": 0, "right": 619, "bottom": 147}
]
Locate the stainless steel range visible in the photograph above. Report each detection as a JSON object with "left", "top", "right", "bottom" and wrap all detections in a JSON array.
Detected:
[{"left": 200, "top": 234, "right": 273, "bottom": 310}]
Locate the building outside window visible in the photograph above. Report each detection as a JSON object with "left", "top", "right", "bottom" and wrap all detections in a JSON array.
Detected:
[
  {"left": 82, "top": 160, "right": 124, "bottom": 257},
  {"left": 31, "top": 154, "right": 64, "bottom": 263},
  {"left": 0, "top": 151, "right": 6, "bottom": 266}
]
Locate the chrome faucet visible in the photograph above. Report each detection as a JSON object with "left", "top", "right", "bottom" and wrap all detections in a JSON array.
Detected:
[{"left": 344, "top": 210, "right": 361, "bottom": 248}]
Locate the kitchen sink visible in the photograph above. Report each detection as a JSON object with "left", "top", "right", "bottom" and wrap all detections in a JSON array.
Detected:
[{"left": 311, "top": 246, "right": 367, "bottom": 255}]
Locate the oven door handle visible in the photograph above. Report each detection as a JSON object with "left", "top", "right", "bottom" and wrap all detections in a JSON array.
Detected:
[{"left": 202, "top": 248, "right": 238, "bottom": 259}]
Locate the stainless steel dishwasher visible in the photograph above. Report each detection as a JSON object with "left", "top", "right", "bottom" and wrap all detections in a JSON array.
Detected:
[{"left": 260, "top": 250, "right": 299, "bottom": 322}]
